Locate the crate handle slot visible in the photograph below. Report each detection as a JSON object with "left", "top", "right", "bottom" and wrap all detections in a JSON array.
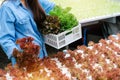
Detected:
[{"left": 65, "top": 31, "right": 72, "bottom": 35}]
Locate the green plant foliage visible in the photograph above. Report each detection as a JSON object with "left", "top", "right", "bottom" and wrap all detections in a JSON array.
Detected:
[{"left": 49, "top": 5, "right": 78, "bottom": 32}]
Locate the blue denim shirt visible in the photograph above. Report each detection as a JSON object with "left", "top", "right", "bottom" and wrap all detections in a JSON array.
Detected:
[{"left": 0, "top": 0, "right": 55, "bottom": 64}]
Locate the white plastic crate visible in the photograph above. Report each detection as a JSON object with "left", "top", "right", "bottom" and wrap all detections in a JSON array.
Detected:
[{"left": 44, "top": 24, "right": 82, "bottom": 49}]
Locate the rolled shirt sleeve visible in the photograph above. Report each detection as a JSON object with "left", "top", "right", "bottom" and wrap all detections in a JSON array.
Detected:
[
  {"left": 39, "top": 0, "right": 55, "bottom": 14},
  {"left": 0, "top": 6, "right": 18, "bottom": 59}
]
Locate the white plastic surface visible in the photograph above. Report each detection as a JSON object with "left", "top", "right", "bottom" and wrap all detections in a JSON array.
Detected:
[{"left": 44, "top": 24, "right": 82, "bottom": 49}]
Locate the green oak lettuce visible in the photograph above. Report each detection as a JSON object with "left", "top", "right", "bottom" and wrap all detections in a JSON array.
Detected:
[{"left": 49, "top": 5, "right": 78, "bottom": 32}]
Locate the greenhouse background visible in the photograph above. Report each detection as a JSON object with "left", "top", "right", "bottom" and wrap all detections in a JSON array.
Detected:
[
  {"left": 0, "top": 0, "right": 3, "bottom": 5},
  {"left": 50, "top": 0, "right": 120, "bottom": 21}
]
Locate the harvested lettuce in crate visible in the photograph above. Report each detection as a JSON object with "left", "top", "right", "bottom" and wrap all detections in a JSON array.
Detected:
[
  {"left": 40, "top": 5, "right": 78, "bottom": 35},
  {"left": 40, "top": 15, "right": 61, "bottom": 35},
  {"left": 49, "top": 5, "right": 78, "bottom": 32}
]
